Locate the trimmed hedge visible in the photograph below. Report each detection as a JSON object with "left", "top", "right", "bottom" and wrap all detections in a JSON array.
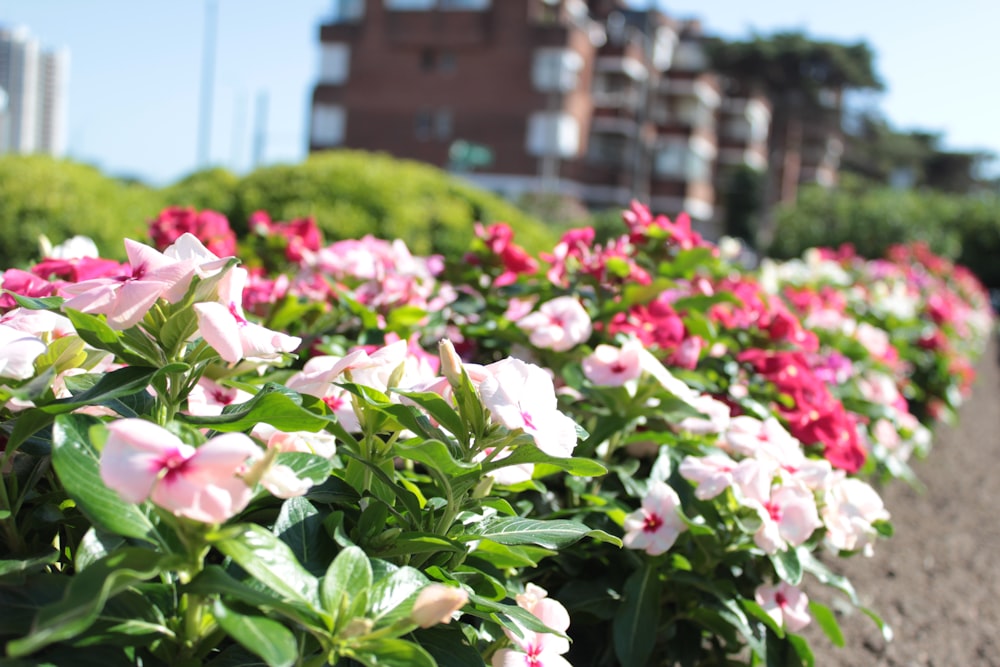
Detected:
[
  {"left": 0, "top": 155, "right": 162, "bottom": 266},
  {"left": 169, "top": 151, "right": 558, "bottom": 257},
  {"left": 0, "top": 151, "right": 558, "bottom": 267},
  {"left": 767, "top": 181, "right": 1000, "bottom": 288}
]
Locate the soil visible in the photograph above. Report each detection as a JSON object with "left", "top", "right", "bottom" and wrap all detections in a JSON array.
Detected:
[{"left": 807, "top": 335, "right": 1000, "bottom": 667}]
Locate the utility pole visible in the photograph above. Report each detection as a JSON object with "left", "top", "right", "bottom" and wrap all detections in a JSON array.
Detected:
[
  {"left": 197, "top": 0, "right": 219, "bottom": 168},
  {"left": 252, "top": 90, "right": 269, "bottom": 168}
]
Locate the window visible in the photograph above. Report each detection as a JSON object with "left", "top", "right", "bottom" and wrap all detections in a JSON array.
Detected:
[
  {"left": 587, "top": 132, "right": 629, "bottom": 166},
  {"left": 420, "top": 49, "right": 436, "bottom": 71},
  {"left": 531, "top": 48, "right": 583, "bottom": 93},
  {"left": 526, "top": 112, "right": 580, "bottom": 158},
  {"left": 416, "top": 109, "right": 452, "bottom": 141},
  {"left": 434, "top": 109, "right": 453, "bottom": 140},
  {"left": 439, "top": 0, "right": 491, "bottom": 8},
  {"left": 415, "top": 110, "right": 433, "bottom": 140},
  {"left": 421, "top": 49, "right": 457, "bottom": 72},
  {"left": 319, "top": 43, "right": 350, "bottom": 85},
  {"left": 654, "top": 141, "right": 713, "bottom": 182},
  {"left": 385, "top": 0, "right": 435, "bottom": 9},
  {"left": 312, "top": 104, "right": 346, "bottom": 146}
]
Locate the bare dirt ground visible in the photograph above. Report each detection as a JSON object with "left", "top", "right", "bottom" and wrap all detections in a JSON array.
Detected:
[{"left": 808, "top": 336, "right": 1000, "bottom": 666}]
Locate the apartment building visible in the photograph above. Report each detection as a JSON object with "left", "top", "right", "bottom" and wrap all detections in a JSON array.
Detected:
[
  {"left": 308, "top": 1, "right": 795, "bottom": 234},
  {"left": 0, "top": 26, "right": 69, "bottom": 156}
]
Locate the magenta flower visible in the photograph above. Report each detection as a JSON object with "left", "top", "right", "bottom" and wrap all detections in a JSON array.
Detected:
[
  {"left": 100, "top": 419, "right": 261, "bottom": 523},
  {"left": 193, "top": 267, "right": 301, "bottom": 363},
  {"left": 622, "top": 481, "right": 687, "bottom": 556},
  {"left": 492, "top": 584, "right": 572, "bottom": 667},
  {"left": 755, "top": 582, "right": 811, "bottom": 632},
  {"left": 61, "top": 238, "right": 196, "bottom": 329}
]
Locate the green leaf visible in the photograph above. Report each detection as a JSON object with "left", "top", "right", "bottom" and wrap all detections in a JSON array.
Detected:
[
  {"left": 182, "top": 566, "right": 324, "bottom": 630},
  {"left": 51, "top": 414, "right": 168, "bottom": 547},
  {"left": 0, "top": 549, "right": 59, "bottom": 581},
  {"left": 347, "top": 637, "right": 436, "bottom": 667},
  {"left": 480, "top": 446, "right": 607, "bottom": 478},
  {"left": 7, "top": 292, "right": 65, "bottom": 310},
  {"left": 368, "top": 564, "right": 429, "bottom": 625},
  {"left": 75, "top": 528, "right": 126, "bottom": 571},
  {"left": 41, "top": 366, "right": 159, "bottom": 415},
  {"left": 465, "top": 517, "right": 595, "bottom": 550},
  {"left": 273, "top": 496, "right": 336, "bottom": 577},
  {"left": 5, "top": 547, "right": 167, "bottom": 657},
  {"left": 394, "top": 438, "right": 478, "bottom": 476},
  {"left": 321, "top": 546, "right": 373, "bottom": 632},
  {"left": 798, "top": 550, "right": 859, "bottom": 605},
  {"left": 390, "top": 389, "right": 466, "bottom": 442},
  {"left": 212, "top": 524, "right": 320, "bottom": 607},
  {"left": 3, "top": 407, "right": 56, "bottom": 455},
  {"left": 613, "top": 562, "right": 661, "bottom": 666},
  {"left": 861, "top": 605, "right": 893, "bottom": 642},
  {"left": 771, "top": 548, "right": 803, "bottom": 586},
  {"left": 212, "top": 600, "right": 298, "bottom": 667},
  {"left": 179, "top": 383, "right": 328, "bottom": 433},
  {"left": 808, "top": 600, "right": 844, "bottom": 647},
  {"left": 413, "top": 626, "right": 487, "bottom": 667},
  {"left": 275, "top": 451, "right": 334, "bottom": 486}
]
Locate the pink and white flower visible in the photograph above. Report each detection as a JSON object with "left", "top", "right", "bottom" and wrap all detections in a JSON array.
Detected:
[
  {"left": 478, "top": 357, "right": 579, "bottom": 458},
  {"left": 679, "top": 453, "right": 739, "bottom": 500},
  {"left": 582, "top": 340, "right": 643, "bottom": 387},
  {"left": 755, "top": 582, "right": 811, "bottom": 632},
  {"left": 492, "top": 584, "right": 572, "bottom": 667},
  {"left": 61, "top": 238, "right": 196, "bottom": 329},
  {"left": 623, "top": 480, "right": 687, "bottom": 556},
  {"left": 194, "top": 267, "right": 301, "bottom": 363},
  {"left": 0, "top": 323, "right": 46, "bottom": 380},
  {"left": 821, "top": 475, "right": 889, "bottom": 556},
  {"left": 516, "top": 296, "right": 592, "bottom": 352},
  {"left": 100, "top": 419, "right": 262, "bottom": 523}
]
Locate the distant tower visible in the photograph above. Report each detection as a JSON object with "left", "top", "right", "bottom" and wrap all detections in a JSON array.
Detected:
[{"left": 0, "top": 26, "right": 68, "bottom": 156}]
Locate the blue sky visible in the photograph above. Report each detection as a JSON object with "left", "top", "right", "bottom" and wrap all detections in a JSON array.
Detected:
[{"left": 1, "top": 0, "right": 998, "bottom": 185}]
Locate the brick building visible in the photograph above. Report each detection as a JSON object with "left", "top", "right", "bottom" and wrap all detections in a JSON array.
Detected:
[{"left": 309, "top": 0, "right": 828, "bottom": 236}]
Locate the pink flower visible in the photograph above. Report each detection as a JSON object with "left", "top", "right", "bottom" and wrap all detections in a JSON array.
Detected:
[
  {"left": 100, "top": 419, "right": 261, "bottom": 523},
  {"left": 492, "top": 584, "right": 572, "bottom": 667},
  {"left": 61, "top": 238, "right": 196, "bottom": 329},
  {"left": 738, "top": 476, "right": 822, "bottom": 554},
  {"left": 516, "top": 296, "right": 592, "bottom": 352},
  {"left": 582, "top": 340, "right": 643, "bottom": 387},
  {"left": 755, "top": 582, "right": 811, "bottom": 632},
  {"left": 679, "top": 453, "right": 738, "bottom": 500},
  {"left": 194, "top": 267, "right": 301, "bottom": 363},
  {"left": 478, "top": 357, "right": 579, "bottom": 458},
  {"left": 622, "top": 481, "right": 687, "bottom": 556}
]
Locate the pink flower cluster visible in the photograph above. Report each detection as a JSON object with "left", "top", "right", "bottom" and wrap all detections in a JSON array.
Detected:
[{"left": 150, "top": 206, "right": 237, "bottom": 259}]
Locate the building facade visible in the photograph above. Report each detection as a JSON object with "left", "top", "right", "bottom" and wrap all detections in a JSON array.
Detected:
[
  {"left": 0, "top": 26, "right": 69, "bottom": 157},
  {"left": 309, "top": 0, "right": 830, "bottom": 234}
]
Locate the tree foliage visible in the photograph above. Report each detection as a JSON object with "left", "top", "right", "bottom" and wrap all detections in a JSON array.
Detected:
[{"left": 706, "top": 31, "right": 883, "bottom": 99}]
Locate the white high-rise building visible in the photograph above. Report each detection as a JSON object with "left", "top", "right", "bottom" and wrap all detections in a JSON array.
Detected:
[{"left": 0, "top": 26, "right": 68, "bottom": 156}]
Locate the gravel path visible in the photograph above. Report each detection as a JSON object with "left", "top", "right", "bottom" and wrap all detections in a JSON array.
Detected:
[{"left": 808, "top": 336, "right": 1000, "bottom": 666}]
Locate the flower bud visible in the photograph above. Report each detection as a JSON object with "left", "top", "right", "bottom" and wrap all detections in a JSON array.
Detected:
[
  {"left": 411, "top": 583, "right": 468, "bottom": 628},
  {"left": 438, "top": 339, "right": 465, "bottom": 389}
]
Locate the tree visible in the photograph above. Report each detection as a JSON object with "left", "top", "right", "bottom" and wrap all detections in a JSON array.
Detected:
[{"left": 706, "top": 32, "right": 883, "bottom": 210}]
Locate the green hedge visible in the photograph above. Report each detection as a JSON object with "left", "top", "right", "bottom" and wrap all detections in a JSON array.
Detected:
[
  {"left": 0, "top": 152, "right": 558, "bottom": 268},
  {"left": 169, "top": 151, "right": 557, "bottom": 257},
  {"left": 768, "top": 182, "right": 1000, "bottom": 288},
  {"left": 0, "top": 155, "right": 163, "bottom": 266}
]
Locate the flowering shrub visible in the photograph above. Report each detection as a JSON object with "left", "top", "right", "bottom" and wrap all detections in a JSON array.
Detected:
[{"left": 0, "top": 202, "right": 990, "bottom": 666}]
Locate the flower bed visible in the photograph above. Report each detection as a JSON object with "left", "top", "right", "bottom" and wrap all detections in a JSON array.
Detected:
[{"left": 0, "top": 203, "right": 991, "bottom": 666}]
